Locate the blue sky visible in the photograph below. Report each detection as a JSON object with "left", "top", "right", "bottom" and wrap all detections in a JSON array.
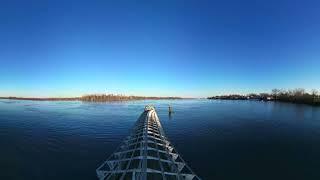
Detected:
[{"left": 1, "top": 0, "right": 320, "bottom": 97}]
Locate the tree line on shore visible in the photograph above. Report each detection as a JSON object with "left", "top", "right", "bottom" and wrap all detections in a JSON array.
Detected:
[
  {"left": 208, "top": 88, "right": 320, "bottom": 106},
  {"left": 80, "top": 94, "right": 182, "bottom": 102},
  {"left": 0, "top": 94, "right": 182, "bottom": 102}
]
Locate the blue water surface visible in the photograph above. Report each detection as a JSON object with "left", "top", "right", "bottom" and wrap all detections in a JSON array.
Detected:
[{"left": 0, "top": 99, "right": 320, "bottom": 180}]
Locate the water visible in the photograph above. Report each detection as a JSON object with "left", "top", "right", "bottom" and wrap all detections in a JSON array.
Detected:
[{"left": 0, "top": 99, "right": 320, "bottom": 180}]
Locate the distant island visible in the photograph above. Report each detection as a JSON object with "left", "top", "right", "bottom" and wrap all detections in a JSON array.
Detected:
[
  {"left": 0, "top": 94, "right": 183, "bottom": 102},
  {"left": 208, "top": 88, "right": 320, "bottom": 106}
]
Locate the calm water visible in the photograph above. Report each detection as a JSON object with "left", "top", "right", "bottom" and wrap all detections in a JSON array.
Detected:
[{"left": 0, "top": 99, "right": 320, "bottom": 180}]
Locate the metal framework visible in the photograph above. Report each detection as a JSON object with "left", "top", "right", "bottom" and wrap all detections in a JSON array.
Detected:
[{"left": 96, "top": 105, "right": 201, "bottom": 180}]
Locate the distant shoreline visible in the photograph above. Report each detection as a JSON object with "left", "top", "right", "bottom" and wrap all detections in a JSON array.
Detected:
[
  {"left": 0, "top": 97, "right": 81, "bottom": 101},
  {"left": 208, "top": 88, "right": 320, "bottom": 106},
  {"left": 0, "top": 94, "right": 185, "bottom": 102}
]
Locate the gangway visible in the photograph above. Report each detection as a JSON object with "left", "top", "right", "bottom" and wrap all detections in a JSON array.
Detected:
[{"left": 96, "top": 105, "right": 201, "bottom": 180}]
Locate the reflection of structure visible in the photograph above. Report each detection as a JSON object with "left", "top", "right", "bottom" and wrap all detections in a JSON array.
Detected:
[
  {"left": 168, "top": 112, "right": 173, "bottom": 121},
  {"left": 96, "top": 105, "right": 201, "bottom": 180},
  {"left": 169, "top": 105, "right": 173, "bottom": 114}
]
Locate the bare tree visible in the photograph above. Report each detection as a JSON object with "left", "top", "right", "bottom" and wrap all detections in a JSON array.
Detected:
[
  {"left": 311, "top": 89, "right": 318, "bottom": 96},
  {"left": 293, "top": 88, "right": 305, "bottom": 96},
  {"left": 271, "top": 89, "right": 281, "bottom": 100}
]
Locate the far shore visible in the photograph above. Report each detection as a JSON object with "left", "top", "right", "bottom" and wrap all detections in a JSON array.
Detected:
[
  {"left": 0, "top": 97, "right": 81, "bottom": 101},
  {"left": 0, "top": 94, "right": 185, "bottom": 102},
  {"left": 208, "top": 88, "right": 320, "bottom": 106}
]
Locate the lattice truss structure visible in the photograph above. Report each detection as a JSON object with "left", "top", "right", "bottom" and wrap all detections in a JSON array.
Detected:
[{"left": 96, "top": 106, "right": 201, "bottom": 180}]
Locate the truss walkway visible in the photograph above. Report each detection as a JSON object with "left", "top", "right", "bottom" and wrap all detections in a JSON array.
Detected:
[{"left": 96, "top": 105, "right": 201, "bottom": 180}]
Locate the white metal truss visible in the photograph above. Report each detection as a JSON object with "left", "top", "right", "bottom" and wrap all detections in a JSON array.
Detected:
[{"left": 96, "top": 105, "right": 201, "bottom": 180}]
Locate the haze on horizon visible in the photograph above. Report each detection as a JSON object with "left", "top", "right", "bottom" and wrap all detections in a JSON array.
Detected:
[{"left": 1, "top": 0, "right": 320, "bottom": 98}]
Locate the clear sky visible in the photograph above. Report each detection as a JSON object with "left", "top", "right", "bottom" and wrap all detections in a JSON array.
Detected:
[{"left": 1, "top": 0, "right": 320, "bottom": 98}]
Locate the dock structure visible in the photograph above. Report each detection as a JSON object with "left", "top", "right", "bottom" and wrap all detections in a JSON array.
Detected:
[{"left": 96, "top": 105, "right": 201, "bottom": 180}]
